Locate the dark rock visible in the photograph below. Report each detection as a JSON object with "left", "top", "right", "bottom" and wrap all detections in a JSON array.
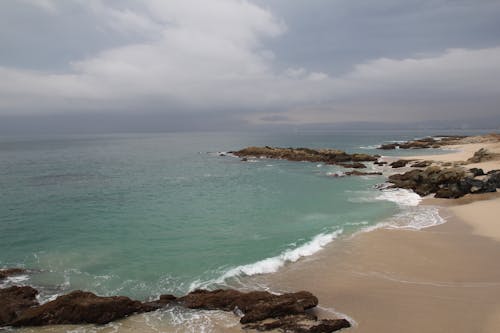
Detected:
[
  {"left": 388, "top": 166, "right": 500, "bottom": 198},
  {"left": 467, "top": 148, "right": 499, "bottom": 163},
  {"left": 11, "top": 290, "right": 156, "bottom": 326},
  {"left": 411, "top": 160, "right": 432, "bottom": 168},
  {"left": 241, "top": 157, "right": 248, "bottom": 162},
  {"left": 143, "top": 294, "right": 177, "bottom": 308},
  {"left": 390, "top": 159, "right": 413, "bottom": 168},
  {"left": 374, "top": 161, "right": 388, "bottom": 166},
  {"left": 0, "top": 286, "right": 39, "bottom": 326},
  {"left": 243, "top": 314, "right": 351, "bottom": 332},
  {"left": 0, "top": 268, "right": 28, "bottom": 280},
  {"left": 344, "top": 171, "right": 382, "bottom": 176},
  {"left": 377, "top": 136, "right": 466, "bottom": 150},
  {"left": 233, "top": 147, "right": 377, "bottom": 165},
  {"left": 338, "top": 162, "right": 366, "bottom": 169},
  {"left": 179, "top": 289, "right": 318, "bottom": 324},
  {"left": 469, "top": 168, "right": 485, "bottom": 177},
  {"left": 378, "top": 143, "right": 398, "bottom": 150}
]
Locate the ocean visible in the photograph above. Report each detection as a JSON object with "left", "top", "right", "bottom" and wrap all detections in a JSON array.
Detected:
[{"left": 0, "top": 130, "right": 486, "bottom": 307}]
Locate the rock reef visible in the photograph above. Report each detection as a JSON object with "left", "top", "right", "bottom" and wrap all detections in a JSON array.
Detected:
[
  {"left": 233, "top": 146, "right": 378, "bottom": 166},
  {"left": 0, "top": 284, "right": 350, "bottom": 332},
  {"left": 377, "top": 136, "right": 465, "bottom": 150}
]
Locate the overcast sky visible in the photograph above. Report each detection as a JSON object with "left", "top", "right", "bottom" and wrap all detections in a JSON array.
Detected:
[{"left": 1, "top": 0, "right": 500, "bottom": 132}]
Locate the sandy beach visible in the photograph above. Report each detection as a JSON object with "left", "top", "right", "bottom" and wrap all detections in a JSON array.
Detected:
[{"left": 249, "top": 135, "right": 500, "bottom": 333}]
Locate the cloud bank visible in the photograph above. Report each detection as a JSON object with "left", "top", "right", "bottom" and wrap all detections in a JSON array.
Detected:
[{"left": 1, "top": 0, "right": 500, "bottom": 128}]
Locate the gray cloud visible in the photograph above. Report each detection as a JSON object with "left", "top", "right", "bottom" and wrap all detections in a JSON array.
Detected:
[{"left": 0, "top": 0, "right": 500, "bottom": 131}]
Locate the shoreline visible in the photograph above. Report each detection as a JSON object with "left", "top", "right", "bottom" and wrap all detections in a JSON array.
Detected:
[{"left": 248, "top": 135, "right": 500, "bottom": 332}]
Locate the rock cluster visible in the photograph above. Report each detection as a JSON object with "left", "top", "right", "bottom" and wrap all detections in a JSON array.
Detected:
[
  {"left": 0, "top": 284, "right": 350, "bottom": 333},
  {"left": 378, "top": 136, "right": 465, "bottom": 150},
  {"left": 388, "top": 167, "right": 500, "bottom": 198},
  {"left": 233, "top": 146, "right": 378, "bottom": 166},
  {"left": 467, "top": 148, "right": 500, "bottom": 163}
]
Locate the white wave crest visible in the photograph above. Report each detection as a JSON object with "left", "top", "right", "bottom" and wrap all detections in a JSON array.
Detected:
[
  {"left": 376, "top": 188, "right": 421, "bottom": 206},
  {"left": 190, "top": 229, "right": 343, "bottom": 291},
  {"left": 358, "top": 206, "right": 445, "bottom": 233}
]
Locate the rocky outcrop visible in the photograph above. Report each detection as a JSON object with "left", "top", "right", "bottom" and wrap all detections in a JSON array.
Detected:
[
  {"left": 0, "top": 268, "right": 28, "bottom": 280},
  {"left": 243, "top": 314, "right": 351, "bottom": 333},
  {"left": 11, "top": 290, "right": 157, "bottom": 326},
  {"left": 344, "top": 170, "right": 382, "bottom": 176},
  {"left": 390, "top": 159, "right": 414, "bottom": 168},
  {"left": 388, "top": 167, "right": 500, "bottom": 198},
  {"left": 467, "top": 148, "right": 500, "bottom": 164},
  {"left": 234, "top": 146, "right": 377, "bottom": 166},
  {"left": 177, "top": 289, "right": 350, "bottom": 332},
  {"left": 1, "top": 287, "right": 350, "bottom": 332},
  {"left": 378, "top": 136, "right": 466, "bottom": 150},
  {"left": 0, "top": 286, "right": 39, "bottom": 326},
  {"left": 179, "top": 289, "right": 318, "bottom": 323},
  {"left": 338, "top": 162, "right": 367, "bottom": 169},
  {"left": 411, "top": 160, "right": 432, "bottom": 168}
]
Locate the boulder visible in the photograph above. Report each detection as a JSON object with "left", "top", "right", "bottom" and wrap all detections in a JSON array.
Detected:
[
  {"left": 338, "top": 162, "right": 367, "bottom": 169},
  {"left": 11, "top": 290, "right": 157, "bottom": 326},
  {"left": 411, "top": 160, "right": 432, "bottom": 168},
  {"left": 390, "top": 159, "right": 413, "bottom": 168},
  {"left": 0, "top": 286, "right": 39, "bottom": 326}
]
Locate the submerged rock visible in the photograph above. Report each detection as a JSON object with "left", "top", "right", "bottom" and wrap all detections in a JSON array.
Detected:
[
  {"left": 0, "top": 286, "right": 39, "bottom": 326},
  {"left": 344, "top": 170, "right": 382, "bottom": 176},
  {"left": 0, "top": 268, "right": 28, "bottom": 280},
  {"left": 11, "top": 290, "right": 156, "bottom": 326}
]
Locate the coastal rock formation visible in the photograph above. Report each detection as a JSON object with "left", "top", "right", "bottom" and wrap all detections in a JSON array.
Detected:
[
  {"left": 11, "top": 290, "right": 157, "bottom": 326},
  {"left": 177, "top": 289, "right": 350, "bottom": 332},
  {"left": 338, "top": 162, "right": 367, "bottom": 169},
  {"left": 411, "top": 160, "right": 432, "bottom": 168},
  {"left": 179, "top": 289, "right": 318, "bottom": 323},
  {"left": 243, "top": 314, "right": 351, "bottom": 332},
  {"left": 388, "top": 167, "right": 500, "bottom": 198},
  {"left": 0, "top": 286, "right": 39, "bottom": 326},
  {"left": 390, "top": 159, "right": 414, "bottom": 168},
  {"left": 1, "top": 286, "right": 350, "bottom": 332},
  {"left": 0, "top": 268, "right": 28, "bottom": 280},
  {"left": 233, "top": 146, "right": 378, "bottom": 165},
  {"left": 467, "top": 148, "right": 500, "bottom": 163},
  {"left": 377, "top": 136, "right": 465, "bottom": 150},
  {"left": 344, "top": 170, "right": 382, "bottom": 176}
]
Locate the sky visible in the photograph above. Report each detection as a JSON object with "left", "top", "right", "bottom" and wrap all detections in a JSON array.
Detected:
[{"left": 1, "top": 0, "right": 500, "bottom": 132}]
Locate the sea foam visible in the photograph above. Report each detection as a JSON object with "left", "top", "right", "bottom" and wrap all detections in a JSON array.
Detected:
[{"left": 190, "top": 229, "right": 343, "bottom": 291}]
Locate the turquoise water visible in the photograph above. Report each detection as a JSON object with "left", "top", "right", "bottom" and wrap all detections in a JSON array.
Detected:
[{"left": 0, "top": 130, "right": 486, "bottom": 300}]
